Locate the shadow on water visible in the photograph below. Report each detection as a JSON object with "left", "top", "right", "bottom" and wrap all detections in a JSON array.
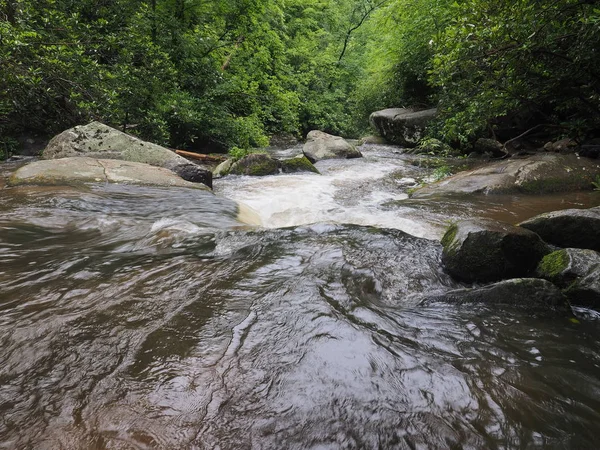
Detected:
[{"left": 1, "top": 155, "right": 600, "bottom": 449}]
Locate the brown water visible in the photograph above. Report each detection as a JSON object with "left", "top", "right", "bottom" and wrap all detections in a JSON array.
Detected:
[{"left": 2, "top": 149, "right": 600, "bottom": 449}]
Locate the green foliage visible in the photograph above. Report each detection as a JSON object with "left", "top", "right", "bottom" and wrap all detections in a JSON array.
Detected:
[
  {"left": 0, "top": 137, "right": 19, "bottom": 161},
  {"left": 430, "top": 0, "right": 600, "bottom": 145},
  {"left": 350, "top": 0, "right": 453, "bottom": 128},
  {"left": 415, "top": 138, "right": 457, "bottom": 157},
  {"left": 1, "top": 0, "right": 387, "bottom": 153},
  {"left": 228, "top": 146, "right": 268, "bottom": 161},
  {"left": 592, "top": 175, "right": 600, "bottom": 191}
]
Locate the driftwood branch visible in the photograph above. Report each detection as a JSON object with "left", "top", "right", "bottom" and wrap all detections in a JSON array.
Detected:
[{"left": 175, "top": 150, "right": 226, "bottom": 163}]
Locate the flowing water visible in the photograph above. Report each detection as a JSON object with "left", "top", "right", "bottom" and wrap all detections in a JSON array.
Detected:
[{"left": 1, "top": 146, "right": 600, "bottom": 449}]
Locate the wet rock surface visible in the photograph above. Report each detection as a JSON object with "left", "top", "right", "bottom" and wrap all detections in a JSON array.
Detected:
[
  {"left": 9, "top": 157, "right": 210, "bottom": 190},
  {"left": 42, "top": 121, "right": 212, "bottom": 188},
  {"left": 519, "top": 206, "right": 600, "bottom": 251},
  {"left": 441, "top": 218, "right": 551, "bottom": 282},
  {"left": 423, "top": 278, "right": 572, "bottom": 314},
  {"left": 303, "top": 130, "right": 362, "bottom": 162},
  {"left": 412, "top": 154, "right": 600, "bottom": 197},
  {"left": 537, "top": 248, "right": 600, "bottom": 309}
]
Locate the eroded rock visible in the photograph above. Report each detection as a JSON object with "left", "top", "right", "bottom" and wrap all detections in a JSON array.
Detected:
[
  {"left": 369, "top": 108, "right": 437, "bottom": 147},
  {"left": 43, "top": 122, "right": 212, "bottom": 188},
  {"left": 9, "top": 157, "right": 210, "bottom": 190}
]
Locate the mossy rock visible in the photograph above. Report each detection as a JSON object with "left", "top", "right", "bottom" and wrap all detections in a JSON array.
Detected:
[
  {"left": 280, "top": 155, "right": 320, "bottom": 174},
  {"left": 229, "top": 153, "right": 280, "bottom": 176},
  {"left": 536, "top": 248, "right": 600, "bottom": 309},
  {"left": 441, "top": 218, "right": 551, "bottom": 282}
]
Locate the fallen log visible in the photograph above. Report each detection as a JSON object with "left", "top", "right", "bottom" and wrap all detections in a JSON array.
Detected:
[{"left": 175, "top": 150, "right": 227, "bottom": 163}]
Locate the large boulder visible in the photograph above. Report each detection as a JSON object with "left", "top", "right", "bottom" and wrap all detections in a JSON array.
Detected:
[
  {"left": 369, "top": 108, "right": 437, "bottom": 147},
  {"left": 519, "top": 207, "right": 600, "bottom": 251},
  {"left": 441, "top": 219, "right": 551, "bottom": 282},
  {"left": 229, "top": 153, "right": 280, "bottom": 176},
  {"left": 411, "top": 153, "right": 600, "bottom": 198},
  {"left": 8, "top": 157, "right": 210, "bottom": 190},
  {"left": 280, "top": 155, "right": 320, "bottom": 174},
  {"left": 424, "top": 279, "right": 572, "bottom": 314},
  {"left": 302, "top": 130, "right": 362, "bottom": 162},
  {"left": 536, "top": 248, "right": 600, "bottom": 308},
  {"left": 42, "top": 122, "right": 212, "bottom": 188}
]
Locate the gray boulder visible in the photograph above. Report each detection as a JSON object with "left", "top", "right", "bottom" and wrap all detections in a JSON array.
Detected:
[
  {"left": 519, "top": 207, "right": 600, "bottom": 251},
  {"left": 411, "top": 153, "right": 600, "bottom": 198},
  {"left": 9, "top": 157, "right": 210, "bottom": 190},
  {"left": 536, "top": 248, "right": 600, "bottom": 309},
  {"left": 213, "top": 158, "right": 233, "bottom": 178},
  {"left": 441, "top": 219, "right": 551, "bottom": 282},
  {"left": 229, "top": 153, "right": 280, "bottom": 176},
  {"left": 424, "top": 279, "right": 572, "bottom": 314},
  {"left": 369, "top": 108, "right": 437, "bottom": 147},
  {"left": 302, "top": 130, "right": 362, "bottom": 162},
  {"left": 42, "top": 122, "right": 212, "bottom": 188}
]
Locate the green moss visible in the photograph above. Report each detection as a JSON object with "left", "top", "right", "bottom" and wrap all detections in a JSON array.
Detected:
[
  {"left": 441, "top": 223, "right": 458, "bottom": 249},
  {"left": 519, "top": 171, "right": 595, "bottom": 194},
  {"left": 229, "top": 154, "right": 279, "bottom": 176},
  {"left": 537, "top": 250, "right": 569, "bottom": 278},
  {"left": 280, "top": 156, "right": 320, "bottom": 174}
]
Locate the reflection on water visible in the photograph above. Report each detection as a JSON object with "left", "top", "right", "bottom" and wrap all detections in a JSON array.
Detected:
[{"left": 1, "top": 151, "right": 600, "bottom": 449}]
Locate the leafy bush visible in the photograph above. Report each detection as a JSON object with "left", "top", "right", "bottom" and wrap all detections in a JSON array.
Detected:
[{"left": 431, "top": 0, "right": 600, "bottom": 145}]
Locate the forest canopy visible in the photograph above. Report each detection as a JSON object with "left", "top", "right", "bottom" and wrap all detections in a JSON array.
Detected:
[{"left": 1, "top": 0, "right": 599, "bottom": 156}]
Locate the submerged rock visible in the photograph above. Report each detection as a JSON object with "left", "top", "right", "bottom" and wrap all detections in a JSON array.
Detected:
[
  {"left": 43, "top": 122, "right": 212, "bottom": 188},
  {"left": 424, "top": 279, "right": 572, "bottom": 314},
  {"left": 411, "top": 153, "right": 600, "bottom": 197},
  {"left": 302, "top": 130, "right": 362, "bottom": 162},
  {"left": 9, "top": 157, "right": 210, "bottom": 190},
  {"left": 519, "top": 207, "right": 600, "bottom": 251},
  {"left": 369, "top": 108, "right": 437, "bottom": 147},
  {"left": 441, "top": 219, "right": 550, "bottom": 282},
  {"left": 536, "top": 248, "right": 600, "bottom": 309}
]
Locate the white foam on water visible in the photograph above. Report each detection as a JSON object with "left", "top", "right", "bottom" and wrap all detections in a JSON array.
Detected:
[{"left": 215, "top": 150, "right": 439, "bottom": 239}]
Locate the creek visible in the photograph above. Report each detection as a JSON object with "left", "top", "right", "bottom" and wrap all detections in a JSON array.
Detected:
[{"left": 1, "top": 144, "right": 600, "bottom": 449}]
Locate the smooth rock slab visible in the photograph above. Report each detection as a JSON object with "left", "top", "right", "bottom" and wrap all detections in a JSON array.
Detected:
[
  {"left": 424, "top": 278, "right": 572, "bottom": 315},
  {"left": 411, "top": 153, "right": 600, "bottom": 197},
  {"left": 9, "top": 157, "right": 210, "bottom": 190},
  {"left": 303, "top": 130, "right": 362, "bottom": 162},
  {"left": 441, "top": 218, "right": 551, "bottom": 282},
  {"left": 519, "top": 206, "right": 600, "bottom": 251},
  {"left": 43, "top": 122, "right": 212, "bottom": 188}
]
